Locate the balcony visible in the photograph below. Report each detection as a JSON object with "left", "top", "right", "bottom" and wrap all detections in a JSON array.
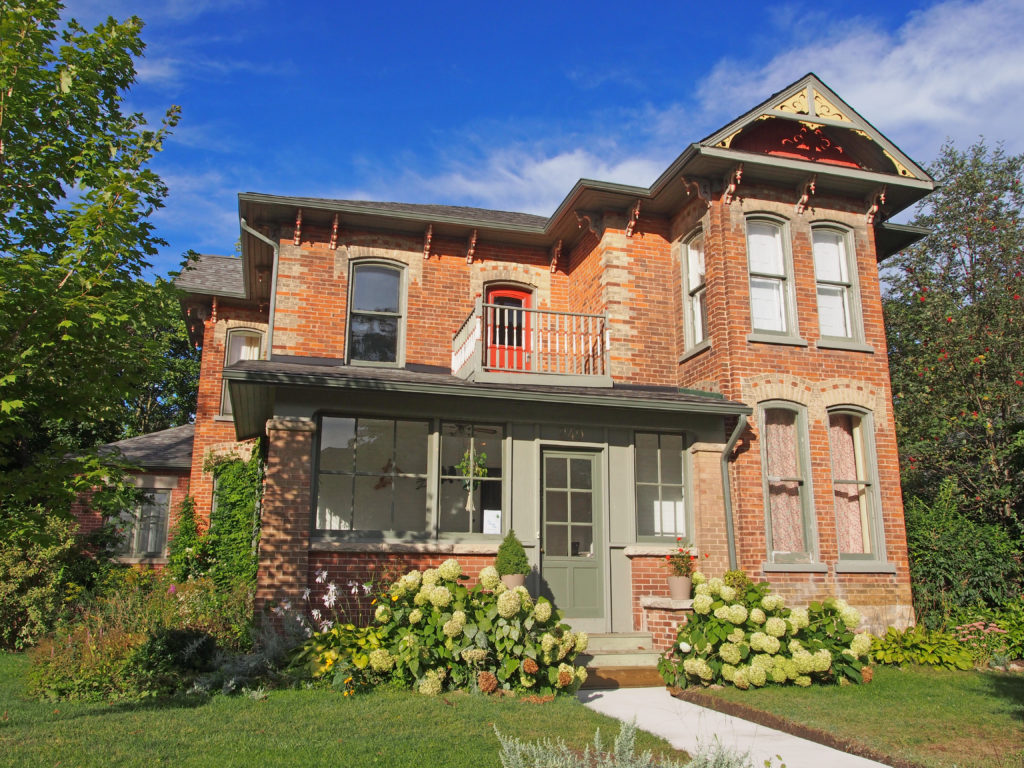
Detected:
[{"left": 452, "top": 300, "right": 611, "bottom": 386}]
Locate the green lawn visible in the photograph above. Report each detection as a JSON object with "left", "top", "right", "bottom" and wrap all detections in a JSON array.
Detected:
[
  {"left": 705, "top": 665, "right": 1024, "bottom": 768},
  {"left": 0, "top": 653, "right": 683, "bottom": 768}
]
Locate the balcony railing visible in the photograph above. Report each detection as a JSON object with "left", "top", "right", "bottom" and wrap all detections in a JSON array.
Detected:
[{"left": 452, "top": 300, "right": 611, "bottom": 386}]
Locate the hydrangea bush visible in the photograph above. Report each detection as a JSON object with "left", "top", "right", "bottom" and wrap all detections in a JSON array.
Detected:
[
  {"left": 658, "top": 572, "right": 872, "bottom": 689},
  {"left": 290, "top": 560, "right": 588, "bottom": 696}
]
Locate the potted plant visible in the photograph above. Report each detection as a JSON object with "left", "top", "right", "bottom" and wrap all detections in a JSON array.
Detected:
[
  {"left": 665, "top": 539, "right": 697, "bottom": 600},
  {"left": 496, "top": 529, "right": 529, "bottom": 589}
]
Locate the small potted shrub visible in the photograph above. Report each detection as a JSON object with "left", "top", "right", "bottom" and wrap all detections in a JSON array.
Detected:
[
  {"left": 665, "top": 539, "right": 697, "bottom": 600},
  {"left": 496, "top": 529, "right": 530, "bottom": 589}
]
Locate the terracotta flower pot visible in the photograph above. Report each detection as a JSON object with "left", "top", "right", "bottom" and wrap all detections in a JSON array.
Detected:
[
  {"left": 501, "top": 573, "right": 526, "bottom": 589},
  {"left": 667, "top": 575, "right": 692, "bottom": 600}
]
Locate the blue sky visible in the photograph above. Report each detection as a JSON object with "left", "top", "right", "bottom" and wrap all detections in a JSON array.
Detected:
[{"left": 63, "top": 0, "right": 1024, "bottom": 278}]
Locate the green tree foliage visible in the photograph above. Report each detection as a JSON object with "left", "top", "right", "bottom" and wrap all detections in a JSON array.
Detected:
[
  {"left": 884, "top": 140, "right": 1024, "bottom": 532},
  {"left": 205, "top": 447, "right": 263, "bottom": 589},
  {"left": 0, "top": 1, "right": 181, "bottom": 542}
]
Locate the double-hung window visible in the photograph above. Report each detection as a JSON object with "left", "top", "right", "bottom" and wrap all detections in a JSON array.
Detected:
[
  {"left": 684, "top": 234, "right": 708, "bottom": 347},
  {"left": 118, "top": 489, "right": 171, "bottom": 558},
  {"left": 760, "top": 403, "right": 814, "bottom": 562},
  {"left": 634, "top": 432, "right": 688, "bottom": 541},
  {"left": 348, "top": 263, "right": 403, "bottom": 364},
  {"left": 221, "top": 329, "right": 263, "bottom": 415},
  {"left": 828, "top": 410, "right": 880, "bottom": 559},
  {"left": 813, "top": 228, "right": 856, "bottom": 339},
  {"left": 746, "top": 220, "right": 793, "bottom": 336}
]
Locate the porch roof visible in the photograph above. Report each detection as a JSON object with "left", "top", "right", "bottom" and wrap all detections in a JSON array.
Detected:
[
  {"left": 222, "top": 358, "right": 751, "bottom": 440},
  {"left": 98, "top": 424, "right": 195, "bottom": 470}
]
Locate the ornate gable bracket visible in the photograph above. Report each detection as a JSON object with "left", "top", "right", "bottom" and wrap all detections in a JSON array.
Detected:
[
  {"left": 465, "top": 229, "right": 478, "bottom": 264},
  {"left": 329, "top": 214, "right": 340, "bottom": 250},
  {"left": 293, "top": 208, "right": 303, "bottom": 246},
  {"left": 866, "top": 186, "right": 887, "bottom": 224},
  {"left": 575, "top": 210, "right": 605, "bottom": 239},
  {"left": 423, "top": 224, "right": 433, "bottom": 259},
  {"left": 795, "top": 175, "right": 817, "bottom": 214},
  {"left": 681, "top": 176, "right": 712, "bottom": 205},
  {"left": 625, "top": 200, "right": 642, "bottom": 238},
  {"left": 723, "top": 164, "right": 743, "bottom": 205},
  {"left": 549, "top": 239, "right": 563, "bottom": 273}
]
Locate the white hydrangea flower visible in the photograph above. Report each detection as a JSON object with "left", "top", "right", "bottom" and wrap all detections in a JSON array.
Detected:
[
  {"left": 762, "top": 635, "right": 781, "bottom": 654},
  {"left": 402, "top": 570, "right": 422, "bottom": 590},
  {"left": 760, "top": 594, "right": 785, "bottom": 612},
  {"left": 694, "top": 583, "right": 712, "bottom": 596},
  {"left": 788, "top": 607, "right": 809, "bottom": 630},
  {"left": 576, "top": 666, "right": 588, "bottom": 684},
  {"left": 714, "top": 606, "right": 730, "bottom": 621},
  {"left": 719, "top": 642, "right": 741, "bottom": 665},
  {"left": 478, "top": 566, "right": 500, "bottom": 590},
  {"left": 794, "top": 651, "right": 815, "bottom": 674},
  {"left": 748, "top": 665, "right": 767, "bottom": 687},
  {"left": 691, "top": 571, "right": 707, "bottom": 586},
  {"left": 443, "top": 610, "right": 466, "bottom": 638},
  {"left": 749, "top": 632, "right": 768, "bottom": 652},
  {"left": 541, "top": 633, "right": 557, "bottom": 654},
  {"left": 422, "top": 568, "right": 440, "bottom": 587},
  {"left": 418, "top": 671, "right": 442, "bottom": 695},
  {"left": 733, "top": 668, "right": 750, "bottom": 690},
  {"left": 678, "top": 641, "right": 692, "bottom": 653},
  {"left": 850, "top": 632, "right": 872, "bottom": 658},
  {"left": 719, "top": 585, "right": 737, "bottom": 602},
  {"left": 794, "top": 675, "right": 812, "bottom": 687},
  {"left": 515, "top": 585, "right": 533, "bottom": 611},
  {"left": 413, "top": 588, "right": 430, "bottom": 607},
  {"left": 374, "top": 604, "right": 392, "bottom": 623},
  {"left": 368, "top": 648, "right": 394, "bottom": 672},
  {"left": 727, "top": 628, "right": 746, "bottom": 643},
  {"left": 533, "top": 600, "right": 552, "bottom": 623},
  {"left": 764, "top": 617, "right": 787, "bottom": 637},
  {"left": 408, "top": 608, "right": 423, "bottom": 625},
  {"left": 837, "top": 600, "right": 862, "bottom": 630},
  {"left": 429, "top": 585, "right": 452, "bottom": 608},
  {"left": 692, "top": 594, "right": 713, "bottom": 614},
  {"left": 706, "top": 577, "right": 724, "bottom": 596},
  {"left": 728, "top": 604, "right": 748, "bottom": 625},
  {"left": 574, "top": 632, "right": 589, "bottom": 653},
  {"left": 721, "top": 663, "right": 737, "bottom": 682},
  {"left": 497, "top": 589, "right": 521, "bottom": 618},
  {"left": 813, "top": 648, "right": 832, "bottom": 672},
  {"left": 749, "top": 608, "right": 767, "bottom": 625},
  {"left": 751, "top": 653, "right": 774, "bottom": 671},
  {"left": 438, "top": 559, "right": 462, "bottom": 581}
]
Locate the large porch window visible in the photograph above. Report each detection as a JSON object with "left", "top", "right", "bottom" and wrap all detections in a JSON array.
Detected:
[
  {"left": 634, "top": 432, "right": 688, "bottom": 541},
  {"left": 438, "top": 423, "right": 504, "bottom": 534}
]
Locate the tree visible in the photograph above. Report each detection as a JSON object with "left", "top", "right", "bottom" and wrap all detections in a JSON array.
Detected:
[
  {"left": 884, "top": 140, "right": 1024, "bottom": 534},
  {"left": 0, "top": 1, "right": 180, "bottom": 541}
]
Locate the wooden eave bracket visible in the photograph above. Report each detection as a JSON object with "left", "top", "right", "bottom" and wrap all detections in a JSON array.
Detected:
[
  {"left": 423, "top": 224, "right": 433, "bottom": 259},
  {"left": 722, "top": 165, "right": 743, "bottom": 204},
  {"left": 465, "top": 229, "right": 478, "bottom": 264},
  {"left": 549, "top": 239, "right": 563, "bottom": 273},
  {"left": 866, "top": 186, "right": 887, "bottom": 224},
  {"left": 575, "top": 210, "right": 605, "bottom": 238},
  {"left": 293, "top": 208, "right": 302, "bottom": 246},
  {"left": 681, "top": 176, "right": 712, "bottom": 205},
  {"left": 329, "top": 214, "right": 340, "bottom": 250},
  {"left": 795, "top": 175, "right": 816, "bottom": 214},
  {"left": 210, "top": 295, "right": 219, "bottom": 323},
  {"left": 625, "top": 200, "right": 642, "bottom": 238}
]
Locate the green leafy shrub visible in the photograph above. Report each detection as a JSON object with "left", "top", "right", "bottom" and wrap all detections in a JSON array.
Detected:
[
  {"left": 658, "top": 573, "right": 872, "bottom": 689},
  {"left": 496, "top": 530, "right": 530, "bottom": 576},
  {"left": 28, "top": 570, "right": 253, "bottom": 700},
  {"left": 167, "top": 495, "right": 209, "bottom": 582},
  {"left": 904, "top": 479, "right": 1023, "bottom": 627},
  {"left": 204, "top": 446, "right": 263, "bottom": 589},
  {"left": 289, "top": 560, "right": 587, "bottom": 696},
  {"left": 951, "top": 598, "right": 1024, "bottom": 661},
  {"left": 869, "top": 625, "right": 972, "bottom": 670}
]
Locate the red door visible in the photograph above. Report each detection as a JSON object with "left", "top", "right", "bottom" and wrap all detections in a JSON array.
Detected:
[{"left": 486, "top": 287, "right": 530, "bottom": 371}]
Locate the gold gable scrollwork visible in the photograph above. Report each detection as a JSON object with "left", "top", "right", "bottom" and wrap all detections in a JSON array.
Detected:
[
  {"left": 812, "top": 92, "right": 851, "bottom": 122},
  {"left": 775, "top": 88, "right": 809, "bottom": 115}
]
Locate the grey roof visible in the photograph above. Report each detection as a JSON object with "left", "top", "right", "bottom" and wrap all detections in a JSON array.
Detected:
[
  {"left": 175, "top": 254, "right": 245, "bottom": 298},
  {"left": 273, "top": 197, "right": 549, "bottom": 230},
  {"left": 99, "top": 424, "right": 194, "bottom": 470}
]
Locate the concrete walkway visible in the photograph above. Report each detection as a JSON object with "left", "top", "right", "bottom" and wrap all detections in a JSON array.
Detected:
[{"left": 578, "top": 686, "right": 891, "bottom": 768}]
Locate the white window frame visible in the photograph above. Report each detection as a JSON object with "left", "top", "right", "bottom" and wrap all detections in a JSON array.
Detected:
[
  {"left": 745, "top": 217, "right": 804, "bottom": 346},
  {"left": 346, "top": 261, "right": 406, "bottom": 367},
  {"left": 682, "top": 232, "right": 709, "bottom": 351},
  {"left": 758, "top": 401, "right": 817, "bottom": 564},
  {"left": 221, "top": 328, "right": 264, "bottom": 416}
]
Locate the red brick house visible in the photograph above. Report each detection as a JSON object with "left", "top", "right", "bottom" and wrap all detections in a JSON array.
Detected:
[{"left": 124, "top": 74, "right": 934, "bottom": 639}]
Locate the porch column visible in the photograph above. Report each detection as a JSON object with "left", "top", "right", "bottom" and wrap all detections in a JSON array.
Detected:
[
  {"left": 689, "top": 442, "right": 731, "bottom": 577},
  {"left": 256, "top": 417, "right": 315, "bottom": 615}
]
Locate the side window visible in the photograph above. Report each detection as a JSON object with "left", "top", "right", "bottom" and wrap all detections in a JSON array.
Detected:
[
  {"left": 221, "top": 329, "right": 263, "bottom": 415},
  {"left": 316, "top": 416, "right": 429, "bottom": 534},
  {"left": 348, "top": 263, "right": 404, "bottom": 364},
  {"left": 746, "top": 219, "right": 794, "bottom": 335},
  {"left": 828, "top": 410, "right": 880, "bottom": 559},
  {"left": 438, "top": 423, "right": 504, "bottom": 534},
  {"left": 759, "top": 403, "right": 814, "bottom": 562},
  {"left": 813, "top": 227, "right": 859, "bottom": 339},
  {"left": 634, "top": 432, "right": 688, "bottom": 542},
  {"left": 118, "top": 489, "right": 171, "bottom": 558},
  {"left": 683, "top": 233, "right": 708, "bottom": 348}
]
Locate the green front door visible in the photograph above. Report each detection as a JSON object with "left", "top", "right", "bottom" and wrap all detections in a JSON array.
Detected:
[{"left": 539, "top": 451, "right": 603, "bottom": 619}]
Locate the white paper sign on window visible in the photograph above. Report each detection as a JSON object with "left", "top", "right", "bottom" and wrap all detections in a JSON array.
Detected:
[
  {"left": 483, "top": 509, "right": 502, "bottom": 535},
  {"left": 654, "top": 501, "right": 685, "bottom": 536}
]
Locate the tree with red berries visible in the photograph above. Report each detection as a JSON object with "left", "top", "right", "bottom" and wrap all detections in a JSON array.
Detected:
[{"left": 885, "top": 140, "right": 1024, "bottom": 534}]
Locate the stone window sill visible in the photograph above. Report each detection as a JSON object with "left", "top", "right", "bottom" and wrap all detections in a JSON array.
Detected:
[
  {"left": 834, "top": 560, "right": 896, "bottom": 574},
  {"left": 746, "top": 332, "right": 808, "bottom": 347},
  {"left": 816, "top": 338, "right": 875, "bottom": 353},
  {"left": 640, "top": 596, "right": 693, "bottom": 611},
  {"left": 761, "top": 562, "right": 828, "bottom": 573},
  {"left": 116, "top": 555, "right": 168, "bottom": 565},
  {"left": 310, "top": 540, "right": 500, "bottom": 555},
  {"left": 679, "top": 340, "right": 711, "bottom": 363},
  {"left": 624, "top": 545, "right": 696, "bottom": 557}
]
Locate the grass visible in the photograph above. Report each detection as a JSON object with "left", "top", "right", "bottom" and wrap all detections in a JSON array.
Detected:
[
  {"left": 705, "top": 665, "right": 1024, "bottom": 768},
  {"left": 0, "top": 653, "right": 684, "bottom": 768}
]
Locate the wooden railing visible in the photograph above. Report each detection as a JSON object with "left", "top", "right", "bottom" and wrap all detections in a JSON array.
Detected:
[{"left": 452, "top": 300, "right": 609, "bottom": 383}]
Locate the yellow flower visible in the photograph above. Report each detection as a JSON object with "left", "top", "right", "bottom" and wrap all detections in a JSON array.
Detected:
[
  {"left": 391, "top": 595, "right": 399, "bottom": 602},
  {"left": 344, "top": 677, "right": 353, "bottom": 684}
]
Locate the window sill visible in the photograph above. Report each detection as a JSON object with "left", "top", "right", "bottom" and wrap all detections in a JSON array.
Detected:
[
  {"left": 640, "top": 596, "right": 693, "bottom": 611},
  {"left": 679, "top": 340, "right": 711, "bottom": 363},
  {"left": 346, "top": 359, "right": 404, "bottom": 369},
  {"left": 116, "top": 555, "right": 168, "bottom": 565},
  {"left": 816, "top": 339, "right": 875, "bottom": 353},
  {"left": 761, "top": 562, "right": 828, "bottom": 573},
  {"left": 214, "top": 414, "right": 234, "bottom": 422},
  {"left": 310, "top": 539, "right": 500, "bottom": 555},
  {"left": 746, "top": 332, "right": 808, "bottom": 347},
  {"left": 624, "top": 545, "right": 695, "bottom": 557},
  {"left": 834, "top": 560, "right": 896, "bottom": 574}
]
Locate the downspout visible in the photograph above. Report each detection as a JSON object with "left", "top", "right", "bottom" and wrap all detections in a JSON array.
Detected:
[
  {"left": 721, "top": 413, "right": 749, "bottom": 571},
  {"left": 240, "top": 218, "right": 279, "bottom": 361}
]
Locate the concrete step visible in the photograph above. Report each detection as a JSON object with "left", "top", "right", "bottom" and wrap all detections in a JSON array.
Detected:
[
  {"left": 581, "top": 666, "right": 665, "bottom": 689},
  {"left": 585, "top": 632, "right": 654, "bottom": 652},
  {"left": 577, "top": 648, "right": 663, "bottom": 668}
]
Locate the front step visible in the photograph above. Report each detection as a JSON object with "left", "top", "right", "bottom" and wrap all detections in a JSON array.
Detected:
[
  {"left": 578, "top": 632, "right": 665, "bottom": 689},
  {"left": 581, "top": 665, "right": 665, "bottom": 689},
  {"left": 585, "top": 632, "right": 654, "bottom": 652}
]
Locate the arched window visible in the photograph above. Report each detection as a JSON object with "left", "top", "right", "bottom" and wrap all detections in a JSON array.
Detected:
[
  {"left": 347, "top": 262, "right": 404, "bottom": 364},
  {"left": 221, "top": 328, "right": 263, "bottom": 415}
]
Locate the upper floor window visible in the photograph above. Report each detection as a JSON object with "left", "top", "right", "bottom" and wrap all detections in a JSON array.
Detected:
[
  {"left": 348, "top": 263, "right": 403, "bottom": 364},
  {"left": 118, "top": 489, "right": 170, "bottom": 558},
  {"left": 222, "top": 328, "right": 263, "bottom": 415},
  {"left": 813, "top": 228, "right": 857, "bottom": 339},
  {"left": 635, "top": 432, "right": 688, "bottom": 541},
  {"left": 760, "top": 403, "right": 814, "bottom": 562},
  {"left": 828, "top": 410, "right": 880, "bottom": 559},
  {"left": 683, "top": 234, "right": 708, "bottom": 347},
  {"left": 746, "top": 220, "right": 793, "bottom": 334}
]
